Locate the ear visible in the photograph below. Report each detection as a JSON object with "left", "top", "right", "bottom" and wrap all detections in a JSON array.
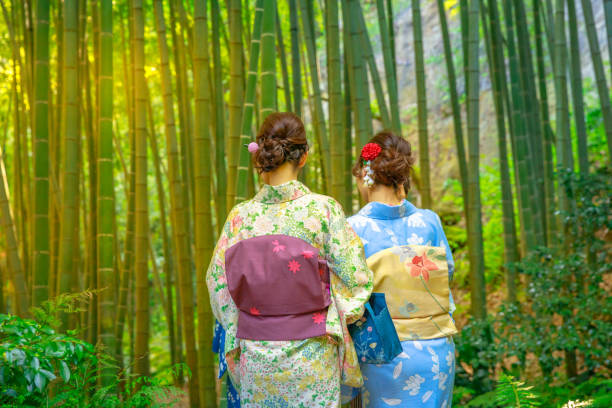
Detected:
[{"left": 298, "top": 151, "right": 308, "bottom": 168}]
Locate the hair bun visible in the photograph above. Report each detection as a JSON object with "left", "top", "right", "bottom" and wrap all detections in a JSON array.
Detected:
[
  {"left": 352, "top": 131, "right": 415, "bottom": 191},
  {"left": 254, "top": 112, "right": 309, "bottom": 173}
]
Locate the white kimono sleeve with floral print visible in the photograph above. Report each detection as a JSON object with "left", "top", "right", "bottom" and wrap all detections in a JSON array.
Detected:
[
  {"left": 325, "top": 200, "right": 373, "bottom": 324},
  {"left": 206, "top": 208, "right": 240, "bottom": 362}
]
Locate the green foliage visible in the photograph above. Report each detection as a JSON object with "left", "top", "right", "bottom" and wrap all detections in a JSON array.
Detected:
[
  {"left": 0, "top": 313, "right": 92, "bottom": 405},
  {"left": 500, "top": 167, "right": 611, "bottom": 378},
  {"left": 440, "top": 162, "right": 510, "bottom": 289},
  {"left": 455, "top": 167, "right": 612, "bottom": 406},
  {"left": 495, "top": 374, "right": 540, "bottom": 407},
  {"left": 537, "top": 376, "right": 612, "bottom": 408},
  {"left": 454, "top": 317, "right": 497, "bottom": 394},
  {"left": 0, "top": 292, "right": 184, "bottom": 407}
]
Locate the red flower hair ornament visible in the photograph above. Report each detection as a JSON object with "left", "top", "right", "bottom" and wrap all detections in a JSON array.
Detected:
[
  {"left": 361, "top": 143, "right": 382, "bottom": 161},
  {"left": 360, "top": 143, "right": 381, "bottom": 187}
]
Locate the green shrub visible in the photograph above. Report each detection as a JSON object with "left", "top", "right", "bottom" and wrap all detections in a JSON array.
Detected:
[{"left": 0, "top": 292, "right": 184, "bottom": 407}]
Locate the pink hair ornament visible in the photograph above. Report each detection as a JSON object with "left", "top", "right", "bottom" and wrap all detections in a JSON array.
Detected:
[{"left": 247, "top": 142, "right": 259, "bottom": 153}]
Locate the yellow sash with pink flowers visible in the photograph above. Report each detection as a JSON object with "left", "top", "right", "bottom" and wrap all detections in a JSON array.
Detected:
[{"left": 366, "top": 245, "right": 457, "bottom": 341}]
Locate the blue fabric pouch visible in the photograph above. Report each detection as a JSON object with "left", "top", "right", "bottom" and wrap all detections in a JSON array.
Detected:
[{"left": 349, "top": 292, "right": 402, "bottom": 364}]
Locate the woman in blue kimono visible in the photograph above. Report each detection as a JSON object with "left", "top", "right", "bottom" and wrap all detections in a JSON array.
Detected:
[{"left": 343, "top": 131, "right": 457, "bottom": 407}]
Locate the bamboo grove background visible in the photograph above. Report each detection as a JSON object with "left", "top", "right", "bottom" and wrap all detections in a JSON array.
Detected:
[{"left": 0, "top": 0, "right": 610, "bottom": 406}]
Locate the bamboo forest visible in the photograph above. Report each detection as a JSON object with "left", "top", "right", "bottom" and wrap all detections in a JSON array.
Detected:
[{"left": 0, "top": 0, "right": 610, "bottom": 407}]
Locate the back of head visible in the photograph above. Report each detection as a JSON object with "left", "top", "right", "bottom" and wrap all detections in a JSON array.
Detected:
[
  {"left": 353, "top": 130, "right": 415, "bottom": 191},
  {"left": 254, "top": 112, "right": 309, "bottom": 173}
]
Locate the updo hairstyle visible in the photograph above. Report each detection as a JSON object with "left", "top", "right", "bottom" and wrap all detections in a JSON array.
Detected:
[
  {"left": 254, "top": 112, "right": 309, "bottom": 173},
  {"left": 352, "top": 130, "right": 415, "bottom": 191}
]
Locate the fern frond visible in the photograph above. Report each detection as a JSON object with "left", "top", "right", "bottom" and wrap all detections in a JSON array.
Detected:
[{"left": 495, "top": 373, "right": 541, "bottom": 408}]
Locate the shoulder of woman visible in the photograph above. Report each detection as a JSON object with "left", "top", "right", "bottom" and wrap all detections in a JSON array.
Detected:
[
  {"left": 419, "top": 208, "right": 445, "bottom": 230},
  {"left": 307, "top": 193, "right": 346, "bottom": 216}
]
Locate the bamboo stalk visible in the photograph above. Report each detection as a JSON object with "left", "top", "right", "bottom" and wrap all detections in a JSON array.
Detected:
[
  {"left": 502, "top": 0, "right": 538, "bottom": 251},
  {"left": 356, "top": 3, "right": 390, "bottom": 130},
  {"left": 235, "top": 0, "right": 263, "bottom": 203},
  {"left": 32, "top": 0, "right": 50, "bottom": 307},
  {"left": 343, "top": 59, "right": 353, "bottom": 212},
  {"left": 512, "top": 0, "right": 546, "bottom": 245},
  {"left": 131, "top": 0, "right": 150, "bottom": 378},
  {"left": 289, "top": 0, "right": 301, "bottom": 116},
  {"left": 534, "top": 0, "right": 557, "bottom": 246},
  {"left": 605, "top": 0, "right": 612, "bottom": 85},
  {"left": 567, "top": 0, "right": 588, "bottom": 174},
  {"left": 276, "top": 9, "right": 291, "bottom": 112},
  {"left": 327, "top": 0, "right": 344, "bottom": 203},
  {"left": 260, "top": 0, "right": 277, "bottom": 118},
  {"left": 57, "top": 0, "right": 79, "bottom": 327},
  {"left": 97, "top": 0, "right": 116, "bottom": 385},
  {"left": 465, "top": 0, "right": 486, "bottom": 320},
  {"left": 211, "top": 0, "right": 228, "bottom": 226},
  {"left": 145, "top": 82, "right": 177, "bottom": 374},
  {"left": 169, "top": 0, "right": 195, "bottom": 232},
  {"left": 581, "top": 0, "right": 612, "bottom": 160},
  {"left": 115, "top": 2, "right": 134, "bottom": 366},
  {"left": 345, "top": 0, "right": 370, "bottom": 147},
  {"left": 193, "top": 0, "right": 216, "bottom": 405},
  {"left": 436, "top": 0, "right": 468, "bottom": 219},
  {"left": 553, "top": 0, "right": 574, "bottom": 207},
  {"left": 299, "top": 0, "right": 330, "bottom": 192},
  {"left": 376, "top": 0, "right": 400, "bottom": 133},
  {"left": 485, "top": 0, "right": 519, "bottom": 301},
  {"left": 412, "top": 0, "right": 430, "bottom": 209},
  {"left": 0, "top": 146, "right": 29, "bottom": 315},
  {"left": 227, "top": 0, "right": 244, "bottom": 210},
  {"left": 153, "top": 0, "right": 198, "bottom": 396}
]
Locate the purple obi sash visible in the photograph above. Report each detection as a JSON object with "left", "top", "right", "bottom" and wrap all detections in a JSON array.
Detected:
[{"left": 225, "top": 234, "right": 331, "bottom": 341}]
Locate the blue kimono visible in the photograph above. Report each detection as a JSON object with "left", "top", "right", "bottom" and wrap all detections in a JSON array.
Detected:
[
  {"left": 213, "top": 320, "right": 240, "bottom": 407},
  {"left": 343, "top": 200, "right": 457, "bottom": 408}
]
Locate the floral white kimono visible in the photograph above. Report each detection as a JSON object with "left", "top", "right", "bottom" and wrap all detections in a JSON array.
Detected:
[{"left": 206, "top": 180, "right": 373, "bottom": 407}]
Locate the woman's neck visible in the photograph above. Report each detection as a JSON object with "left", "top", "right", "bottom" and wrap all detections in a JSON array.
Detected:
[
  {"left": 262, "top": 162, "right": 299, "bottom": 186},
  {"left": 368, "top": 185, "right": 403, "bottom": 206}
]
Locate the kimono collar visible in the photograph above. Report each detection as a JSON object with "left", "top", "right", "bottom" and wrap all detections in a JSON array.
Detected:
[
  {"left": 357, "top": 199, "right": 417, "bottom": 220},
  {"left": 254, "top": 180, "right": 311, "bottom": 204}
]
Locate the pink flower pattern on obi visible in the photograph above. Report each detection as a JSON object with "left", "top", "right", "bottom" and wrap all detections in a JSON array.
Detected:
[
  {"left": 272, "top": 240, "right": 286, "bottom": 253},
  {"left": 410, "top": 253, "right": 439, "bottom": 282},
  {"left": 312, "top": 312, "right": 325, "bottom": 324},
  {"left": 249, "top": 307, "right": 261, "bottom": 316},
  {"left": 288, "top": 259, "right": 301, "bottom": 274},
  {"left": 301, "top": 250, "right": 314, "bottom": 259}
]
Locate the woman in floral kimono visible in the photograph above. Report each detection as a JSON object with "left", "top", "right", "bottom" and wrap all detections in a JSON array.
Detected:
[
  {"left": 343, "top": 131, "right": 457, "bottom": 407},
  {"left": 206, "top": 112, "right": 373, "bottom": 407}
]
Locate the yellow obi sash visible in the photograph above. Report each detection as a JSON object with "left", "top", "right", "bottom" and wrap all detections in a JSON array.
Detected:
[{"left": 366, "top": 245, "right": 457, "bottom": 341}]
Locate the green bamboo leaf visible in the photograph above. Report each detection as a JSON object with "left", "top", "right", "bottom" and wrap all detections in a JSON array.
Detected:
[
  {"left": 34, "top": 372, "right": 45, "bottom": 391},
  {"left": 59, "top": 360, "right": 70, "bottom": 382}
]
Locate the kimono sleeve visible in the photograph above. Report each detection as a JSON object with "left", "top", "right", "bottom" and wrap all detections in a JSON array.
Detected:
[
  {"left": 429, "top": 210, "right": 457, "bottom": 315},
  {"left": 428, "top": 210, "right": 455, "bottom": 279},
  {"left": 205, "top": 210, "right": 239, "bottom": 335},
  {"left": 325, "top": 200, "right": 373, "bottom": 324}
]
